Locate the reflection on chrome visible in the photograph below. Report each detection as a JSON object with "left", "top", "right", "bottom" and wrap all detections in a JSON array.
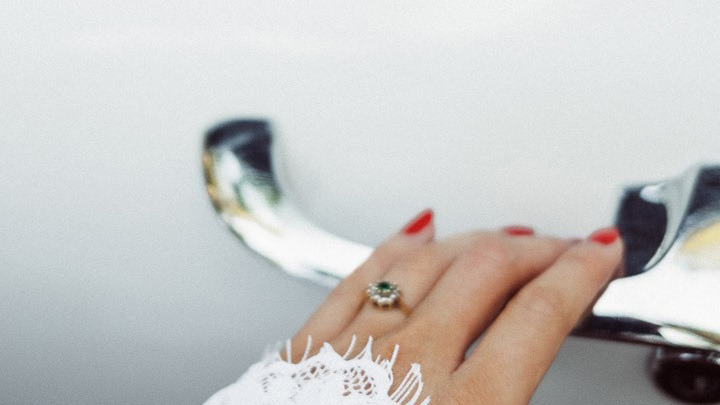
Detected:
[
  {"left": 583, "top": 165, "right": 720, "bottom": 355},
  {"left": 203, "top": 120, "right": 371, "bottom": 287},
  {"left": 202, "top": 119, "right": 719, "bottom": 358}
]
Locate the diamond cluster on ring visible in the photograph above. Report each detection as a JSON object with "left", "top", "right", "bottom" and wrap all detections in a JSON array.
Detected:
[{"left": 366, "top": 281, "right": 400, "bottom": 307}]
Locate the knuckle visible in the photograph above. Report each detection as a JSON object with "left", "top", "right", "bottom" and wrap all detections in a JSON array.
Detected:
[
  {"left": 464, "top": 236, "right": 514, "bottom": 269},
  {"left": 560, "top": 248, "right": 614, "bottom": 283},
  {"left": 560, "top": 248, "right": 598, "bottom": 270},
  {"left": 513, "top": 284, "right": 569, "bottom": 323}
]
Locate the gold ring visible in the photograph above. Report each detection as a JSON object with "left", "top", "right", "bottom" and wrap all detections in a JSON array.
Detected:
[{"left": 366, "top": 281, "right": 411, "bottom": 316}]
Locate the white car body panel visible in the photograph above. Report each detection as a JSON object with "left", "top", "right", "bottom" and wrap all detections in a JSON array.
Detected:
[{"left": 2, "top": 1, "right": 719, "bottom": 403}]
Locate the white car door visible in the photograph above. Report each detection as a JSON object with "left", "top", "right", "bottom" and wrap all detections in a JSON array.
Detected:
[{"left": 1, "top": 1, "right": 718, "bottom": 403}]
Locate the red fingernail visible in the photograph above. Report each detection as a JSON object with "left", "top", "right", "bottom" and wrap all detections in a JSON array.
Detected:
[
  {"left": 403, "top": 209, "right": 433, "bottom": 235},
  {"left": 588, "top": 227, "right": 619, "bottom": 245},
  {"left": 502, "top": 225, "right": 534, "bottom": 236}
]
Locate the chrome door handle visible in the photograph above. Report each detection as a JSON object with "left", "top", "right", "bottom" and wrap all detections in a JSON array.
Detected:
[
  {"left": 575, "top": 164, "right": 720, "bottom": 354},
  {"left": 203, "top": 119, "right": 720, "bottom": 402},
  {"left": 202, "top": 120, "right": 372, "bottom": 286}
]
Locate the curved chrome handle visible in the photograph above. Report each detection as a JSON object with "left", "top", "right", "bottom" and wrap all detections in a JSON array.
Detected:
[
  {"left": 578, "top": 165, "right": 720, "bottom": 354},
  {"left": 203, "top": 119, "right": 720, "bottom": 357},
  {"left": 203, "top": 120, "right": 371, "bottom": 286}
]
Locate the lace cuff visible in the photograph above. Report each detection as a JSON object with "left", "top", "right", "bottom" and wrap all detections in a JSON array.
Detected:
[{"left": 203, "top": 336, "right": 430, "bottom": 405}]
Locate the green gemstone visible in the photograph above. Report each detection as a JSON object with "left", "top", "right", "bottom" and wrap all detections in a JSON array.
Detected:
[{"left": 377, "top": 281, "right": 392, "bottom": 291}]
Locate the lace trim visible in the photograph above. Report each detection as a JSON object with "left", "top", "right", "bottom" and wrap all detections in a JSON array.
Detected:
[{"left": 203, "top": 335, "right": 430, "bottom": 405}]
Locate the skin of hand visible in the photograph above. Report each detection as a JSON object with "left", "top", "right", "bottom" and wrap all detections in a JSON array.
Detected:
[{"left": 287, "top": 209, "right": 623, "bottom": 404}]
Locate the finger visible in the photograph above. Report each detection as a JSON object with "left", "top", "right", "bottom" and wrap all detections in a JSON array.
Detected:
[
  {"left": 399, "top": 232, "right": 574, "bottom": 372},
  {"left": 287, "top": 209, "right": 435, "bottom": 361},
  {"left": 452, "top": 227, "right": 623, "bottom": 404},
  {"left": 330, "top": 230, "right": 500, "bottom": 352}
]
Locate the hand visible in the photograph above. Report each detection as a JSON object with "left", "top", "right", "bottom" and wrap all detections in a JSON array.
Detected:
[{"left": 288, "top": 209, "right": 623, "bottom": 404}]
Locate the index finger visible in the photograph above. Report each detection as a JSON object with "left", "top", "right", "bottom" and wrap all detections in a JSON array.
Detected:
[{"left": 452, "top": 228, "right": 623, "bottom": 404}]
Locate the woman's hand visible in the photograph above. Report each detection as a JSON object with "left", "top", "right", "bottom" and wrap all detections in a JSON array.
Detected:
[{"left": 288, "top": 209, "right": 623, "bottom": 404}]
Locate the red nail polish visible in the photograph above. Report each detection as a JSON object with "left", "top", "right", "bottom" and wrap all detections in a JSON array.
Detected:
[
  {"left": 588, "top": 227, "right": 619, "bottom": 245},
  {"left": 403, "top": 209, "right": 433, "bottom": 235},
  {"left": 502, "top": 225, "right": 534, "bottom": 236}
]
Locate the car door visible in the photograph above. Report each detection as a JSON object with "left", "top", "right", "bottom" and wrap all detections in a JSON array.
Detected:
[{"left": 1, "top": 1, "right": 718, "bottom": 404}]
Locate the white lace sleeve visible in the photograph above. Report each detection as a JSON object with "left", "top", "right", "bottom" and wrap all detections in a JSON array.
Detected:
[{"left": 203, "top": 335, "right": 430, "bottom": 405}]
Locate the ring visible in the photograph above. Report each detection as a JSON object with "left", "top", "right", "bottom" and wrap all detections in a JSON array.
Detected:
[{"left": 366, "top": 281, "right": 411, "bottom": 315}]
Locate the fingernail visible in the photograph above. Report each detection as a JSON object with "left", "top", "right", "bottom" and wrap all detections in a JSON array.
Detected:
[
  {"left": 501, "top": 225, "right": 534, "bottom": 236},
  {"left": 588, "top": 227, "right": 620, "bottom": 245},
  {"left": 403, "top": 209, "right": 433, "bottom": 235}
]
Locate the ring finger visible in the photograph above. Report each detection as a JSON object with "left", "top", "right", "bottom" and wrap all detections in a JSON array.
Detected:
[
  {"left": 331, "top": 228, "right": 535, "bottom": 353},
  {"left": 288, "top": 209, "right": 436, "bottom": 361}
]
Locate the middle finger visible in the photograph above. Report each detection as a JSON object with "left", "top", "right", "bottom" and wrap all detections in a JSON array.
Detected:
[
  {"left": 400, "top": 233, "right": 574, "bottom": 371},
  {"left": 331, "top": 231, "right": 495, "bottom": 351}
]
